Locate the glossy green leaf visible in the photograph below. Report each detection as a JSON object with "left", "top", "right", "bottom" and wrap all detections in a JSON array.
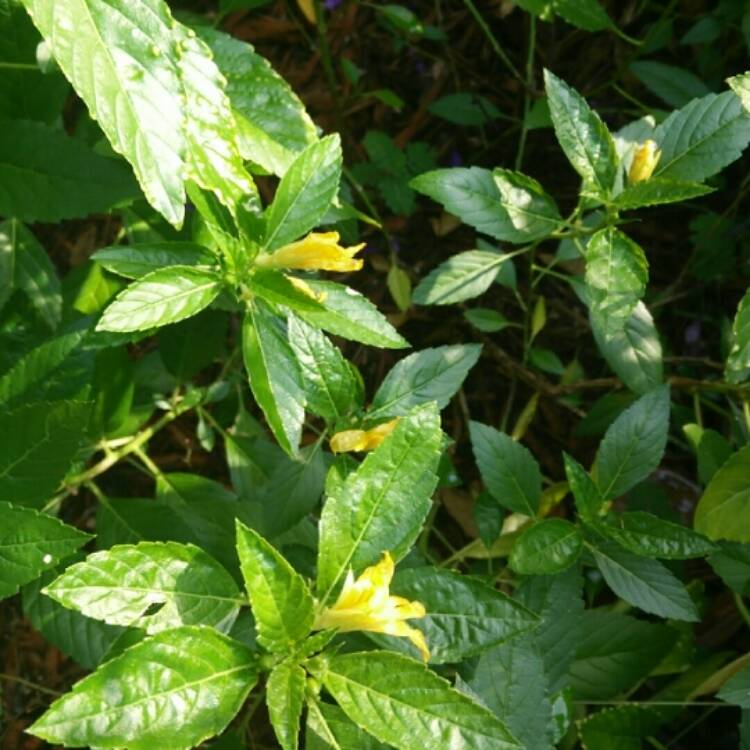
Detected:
[
  {"left": 595, "top": 385, "right": 670, "bottom": 500},
  {"left": 544, "top": 69, "right": 617, "bottom": 196},
  {"left": 464, "top": 308, "right": 511, "bottom": 332},
  {"left": 0, "top": 502, "right": 90, "bottom": 599},
  {"left": 614, "top": 177, "right": 713, "bottom": 210},
  {"left": 28, "top": 626, "right": 258, "bottom": 750},
  {"left": 93, "top": 242, "right": 217, "bottom": 280},
  {"left": 310, "top": 651, "right": 521, "bottom": 750},
  {"left": 630, "top": 61, "right": 710, "bottom": 108},
  {"left": 654, "top": 90, "right": 750, "bottom": 182},
  {"left": 695, "top": 444, "right": 750, "bottom": 541},
  {"left": 264, "top": 135, "right": 342, "bottom": 251},
  {"left": 413, "top": 250, "right": 515, "bottom": 306},
  {"left": 589, "top": 539, "right": 699, "bottom": 621},
  {"left": 243, "top": 299, "right": 306, "bottom": 456},
  {"left": 97, "top": 266, "right": 222, "bottom": 332},
  {"left": 266, "top": 661, "right": 306, "bottom": 750},
  {"left": 0, "top": 400, "right": 91, "bottom": 508},
  {"left": 44, "top": 541, "right": 242, "bottom": 633},
  {"left": 249, "top": 270, "right": 327, "bottom": 314},
  {"left": 0, "top": 118, "right": 139, "bottom": 221},
  {"left": 235, "top": 521, "right": 314, "bottom": 651},
  {"left": 383, "top": 567, "right": 538, "bottom": 663},
  {"left": 591, "top": 301, "right": 663, "bottom": 395},
  {"left": 307, "top": 701, "right": 390, "bottom": 750},
  {"left": 578, "top": 705, "right": 662, "bottom": 750},
  {"left": 598, "top": 511, "right": 715, "bottom": 559},
  {"left": 368, "top": 344, "right": 481, "bottom": 420},
  {"left": 585, "top": 228, "right": 648, "bottom": 339},
  {"left": 411, "top": 167, "right": 557, "bottom": 243},
  {"left": 510, "top": 519, "right": 582, "bottom": 575},
  {"left": 726, "top": 288, "right": 750, "bottom": 383},
  {"left": 563, "top": 453, "right": 602, "bottom": 521},
  {"left": 317, "top": 403, "right": 442, "bottom": 602},
  {"left": 470, "top": 421, "right": 542, "bottom": 516},
  {"left": 287, "top": 314, "right": 362, "bottom": 421}
]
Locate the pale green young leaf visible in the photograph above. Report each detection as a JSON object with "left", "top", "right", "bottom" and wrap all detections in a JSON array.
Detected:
[
  {"left": 242, "top": 299, "right": 306, "bottom": 456},
  {"left": 266, "top": 661, "right": 306, "bottom": 750},
  {"left": 368, "top": 344, "right": 481, "bottom": 420},
  {"left": 296, "top": 279, "right": 409, "bottom": 349},
  {"left": 44, "top": 541, "right": 242, "bottom": 633},
  {"left": 310, "top": 651, "right": 521, "bottom": 750},
  {"left": 317, "top": 403, "right": 442, "bottom": 601},
  {"left": 694, "top": 444, "right": 750, "bottom": 542},
  {"left": 585, "top": 228, "right": 648, "bottom": 339},
  {"left": 629, "top": 61, "right": 710, "bottom": 108},
  {"left": 563, "top": 453, "right": 603, "bottom": 521},
  {"left": 0, "top": 118, "right": 139, "bottom": 221},
  {"left": 93, "top": 242, "right": 217, "bottom": 280},
  {"left": 510, "top": 519, "right": 582, "bottom": 575},
  {"left": 718, "top": 666, "right": 750, "bottom": 707},
  {"left": 97, "top": 266, "right": 222, "bottom": 332},
  {"left": 413, "top": 250, "right": 515, "bottom": 306},
  {"left": 614, "top": 178, "right": 713, "bottom": 210},
  {"left": 464, "top": 308, "right": 511, "bottom": 332},
  {"left": 469, "top": 421, "right": 542, "bottom": 516},
  {"left": 595, "top": 385, "right": 670, "bottom": 500},
  {"left": 28, "top": 626, "right": 258, "bottom": 750},
  {"left": 654, "top": 91, "right": 750, "bottom": 182},
  {"left": 0, "top": 502, "right": 90, "bottom": 599},
  {"left": 544, "top": 69, "right": 618, "bottom": 196},
  {"left": 0, "top": 401, "right": 91, "bottom": 508},
  {"left": 683, "top": 424, "right": 733, "bottom": 484},
  {"left": 287, "top": 314, "right": 363, "bottom": 421},
  {"left": 589, "top": 539, "right": 699, "bottom": 621},
  {"left": 591, "top": 301, "right": 663, "bottom": 395},
  {"left": 726, "top": 288, "right": 750, "bottom": 383},
  {"left": 4, "top": 219, "right": 61, "bottom": 329},
  {"left": 263, "top": 135, "right": 342, "bottom": 251},
  {"left": 235, "top": 521, "right": 314, "bottom": 652}
]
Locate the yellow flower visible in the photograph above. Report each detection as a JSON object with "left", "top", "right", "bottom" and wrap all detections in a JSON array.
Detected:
[
  {"left": 285, "top": 275, "right": 327, "bottom": 303},
  {"left": 314, "top": 552, "right": 430, "bottom": 661},
  {"left": 297, "top": 0, "right": 316, "bottom": 24},
  {"left": 329, "top": 418, "right": 399, "bottom": 453},
  {"left": 258, "top": 232, "right": 364, "bottom": 273},
  {"left": 628, "top": 139, "right": 661, "bottom": 183}
]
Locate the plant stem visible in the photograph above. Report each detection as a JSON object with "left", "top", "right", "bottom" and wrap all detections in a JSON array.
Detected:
[
  {"left": 515, "top": 14, "right": 536, "bottom": 171},
  {"left": 461, "top": 0, "right": 522, "bottom": 82}
]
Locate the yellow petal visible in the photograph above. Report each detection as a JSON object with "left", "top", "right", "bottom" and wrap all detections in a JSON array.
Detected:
[
  {"left": 330, "top": 429, "right": 370, "bottom": 453},
  {"left": 359, "top": 552, "right": 395, "bottom": 589},
  {"left": 383, "top": 621, "right": 431, "bottom": 662},
  {"left": 628, "top": 139, "right": 661, "bottom": 183},
  {"left": 297, "top": 0, "right": 316, "bottom": 24},
  {"left": 362, "top": 418, "right": 399, "bottom": 450},
  {"left": 258, "top": 232, "right": 364, "bottom": 273},
  {"left": 286, "top": 275, "right": 327, "bottom": 302}
]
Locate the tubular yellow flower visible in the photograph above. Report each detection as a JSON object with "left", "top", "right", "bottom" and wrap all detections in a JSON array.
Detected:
[
  {"left": 314, "top": 552, "right": 430, "bottom": 661},
  {"left": 258, "top": 232, "right": 364, "bottom": 273},
  {"left": 628, "top": 139, "right": 661, "bottom": 183},
  {"left": 329, "top": 418, "right": 399, "bottom": 453},
  {"left": 296, "top": 0, "right": 316, "bottom": 24}
]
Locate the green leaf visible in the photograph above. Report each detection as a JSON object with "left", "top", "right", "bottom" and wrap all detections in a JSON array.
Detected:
[
  {"left": 198, "top": 27, "right": 317, "bottom": 176},
  {"left": 0, "top": 400, "right": 90, "bottom": 508},
  {"left": 296, "top": 279, "right": 409, "bottom": 349},
  {"left": 578, "top": 705, "right": 662, "bottom": 750},
  {"left": 307, "top": 701, "right": 390, "bottom": 750},
  {"left": 93, "top": 242, "right": 217, "bottom": 279},
  {"left": 585, "top": 228, "right": 648, "bottom": 339},
  {"left": 719, "top": 666, "right": 750, "bottom": 707},
  {"left": 0, "top": 502, "right": 90, "bottom": 599},
  {"left": 266, "top": 661, "right": 306, "bottom": 750},
  {"left": 4, "top": 219, "right": 61, "bottom": 329},
  {"left": 552, "top": 0, "right": 611, "bottom": 31},
  {"left": 28, "top": 626, "right": 258, "bottom": 750},
  {"left": 694, "top": 444, "right": 750, "bottom": 541},
  {"left": 683, "top": 424, "right": 732, "bottom": 485},
  {"left": 510, "top": 519, "right": 582, "bottom": 575},
  {"left": 287, "top": 314, "right": 362, "bottom": 421},
  {"left": 310, "top": 651, "right": 521, "bottom": 750},
  {"left": 588, "top": 539, "right": 699, "bottom": 621},
  {"left": 466, "top": 637, "right": 553, "bottom": 750},
  {"left": 263, "top": 135, "right": 342, "bottom": 251},
  {"left": 629, "top": 61, "right": 711, "bottom": 108},
  {"left": 469, "top": 421, "right": 542, "bottom": 516},
  {"left": 0, "top": 118, "right": 139, "bottom": 221},
  {"left": 543, "top": 69, "right": 617, "bottom": 196},
  {"left": 413, "top": 250, "right": 516, "bottom": 305},
  {"left": 568, "top": 610, "right": 676, "bottom": 699},
  {"left": 464, "top": 308, "right": 511, "bottom": 332},
  {"left": 595, "top": 385, "right": 670, "bottom": 500},
  {"left": 158, "top": 309, "right": 227, "bottom": 381},
  {"left": 591, "top": 301, "right": 663, "bottom": 395},
  {"left": 563, "top": 453, "right": 603, "bottom": 521},
  {"left": 383, "top": 567, "right": 538, "bottom": 663},
  {"left": 243, "top": 299, "right": 306, "bottom": 456},
  {"left": 654, "top": 91, "right": 750, "bottom": 182},
  {"left": 410, "top": 167, "right": 557, "bottom": 243},
  {"left": 726, "top": 288, "right": 750, "bottom": 383},
  {"left": 43, "top": 541, "right": 242, "bottom": 633},
  {"left": 249, "top": 270, "right": 327, "bottom": 315},
  {"left": 428, "top": 92, "right": 501, "bottom": 126},
  {"left": 598, "top": 511, "right": 715, "bottom": 559},
  {"left": 368, "top": 344, "right": 481, "bottom": 420},
  {"left": 709, "top": 542, "right": 750, "bottom": 594},
  {"left": 614, "top": 178, "right": 713, "bottom": 210},
  {"left": 317, "top": 403, "right": 442, "bottom": 602},
  {"left": 235, "top": 521, "right": 314, "bottom": 652},
  {"left": 97, "top": 266, "right": 222, "bottom": 332}
]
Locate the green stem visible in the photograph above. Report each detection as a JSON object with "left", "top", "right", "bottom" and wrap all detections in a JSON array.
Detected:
[
  {"left": 461, "top": 0, "right": 522, "bottom": 82},
  {"left": 515, "top": 15, "right": 536, "bottom": 171},
  {"left": 0, "top": 61, "right": 38, "bottom": 71}
]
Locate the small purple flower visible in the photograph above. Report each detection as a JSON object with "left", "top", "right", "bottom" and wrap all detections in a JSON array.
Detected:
[
  {"left": 684, "top": 321, "right": 701, "bottom": 345},
  {"left": 325, "top": 0, "right": 342, "bottom": 9}
]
